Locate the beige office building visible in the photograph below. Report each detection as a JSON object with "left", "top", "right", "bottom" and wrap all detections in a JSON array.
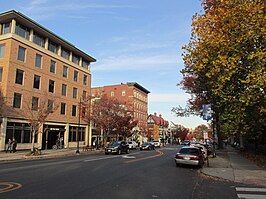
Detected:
[{"left": 0, "top": 10, "right": 96, "bottom": 151}]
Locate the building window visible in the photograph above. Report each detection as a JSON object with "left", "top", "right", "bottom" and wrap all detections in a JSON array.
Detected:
[
  {"left": 35, "top": 54, "right": 42, "bottom": 68},
  {"left": 60, "top": 103, "right": 66, "bottom": 115},
  {"left": 72, "top": 54, "right": 79, "bottom": 64},
  {"left": 111, "top": 91, "right": 114, "bottom": 97},
  {"left": 83, "top": 90, "right": 87, "bottom": 98},
  {"left": 33, "top": 32, "right": 45, "bottom": 47},
  {"left": 32, "top": 96, "right": 39, "bottom": 111},
  {"left": 63, "top": 66, "right": 68, "bottom": 78},
  {"left": 48, "top": 40, "right": 58, "bottom": 54},
  {"left": 48, "top": 79, "right": 55, "bottom": 93},
  {"left": 82, "top": 60, "right": 89, "bottom": 69},
  {"left": 18, "top": 46, "right": 26, "bottom": 62},
  {"left": 2, "top": 22, "right": 11, "bottom": 34},
  {"left": 15, "top": 69, "right": 24, "bottom": 85},
  {"left": 62, "top": 84, "right": 67, "bottom": 96},
  {"left": 50, "top": 60, "right": 56, "bottom": 73},
  {"left": 33, "top": 75, "right": 40, "bottom": 89},
  {"left": 47, "top": 99, "right": 54, "bottom": 111},
  {"left": 83, "top": 74, "right": 87, "bottom": 86},
  {"left": 15, "top": 22, "right": 30, "bottom": 40},
  {"left": 13, "top": 92, "right": 22, "bottom": 108},
  {"left": 72, "top": 105, "right": 77, "bottom": 116},
  {"left": 122, "top": 91, "right": 126, "bottom": 96},
  {"left": 73, "top": 87, "right": 77, "bottom": 99},
  {"left": 74, "top": 70, "right": 78, "bottom": 82},
  {"left": 0, "top": 44, "right": 5, "bottom": 58},
  {"left": 0, "top": 67, "right": 2, "bottom": 82},
  {"left": 61, "top": 47, "right": 70, "bottom": 60}
]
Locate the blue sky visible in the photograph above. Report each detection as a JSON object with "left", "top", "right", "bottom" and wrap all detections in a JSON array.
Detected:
[{"left": 1, "top": 0, "right": 209, "bottom": 128}]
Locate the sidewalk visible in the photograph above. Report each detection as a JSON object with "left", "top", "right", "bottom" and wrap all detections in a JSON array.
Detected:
[
  {"left": 201, "top": 146, "right": 266, "bottom": 187},
  {"left": 0, "top": 148, "right": 103, "bottom": 161}
]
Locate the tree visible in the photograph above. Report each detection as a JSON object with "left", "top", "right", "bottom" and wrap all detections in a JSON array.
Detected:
[
  {"left": 194, "top": 124, "right": 210, "bottom": 140},
  {"left": 178, "top": 0, "right": 265, "bottom": 148},
  {"left": 86, "top": 94, "right": 138, "bottom": 146},
  {"left": 24, "top": 94, "right": 59, "bottom": 153}
]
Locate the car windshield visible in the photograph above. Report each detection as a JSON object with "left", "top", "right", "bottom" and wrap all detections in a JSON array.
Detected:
[
  {"left": 179, "top": 148, "right": 200, "bottom": 156},
  {"left": 143, "top": 142, "right": 150, "bottom": 146},
  {"left": 110, "top": 141, "right": 121, "bottom": 147}
]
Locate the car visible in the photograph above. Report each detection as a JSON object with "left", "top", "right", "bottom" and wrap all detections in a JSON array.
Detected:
[
  {"left": 127, "top": 141, "right": 138, "bottom": 149},
  {"left": 191, "top": 144, "right": 208, "bottom": 160},
  {"left": 182, "top": 140, "right": 191, "bottom": 146},
  {"left": 174, "top": 146, "right": 204, "bottom": 168},
  {"left": 140, "top": 142, "right": 155, "bottom": 150},
  {"left": 152, "top": 140, "right": 161, "bottom": 148},
  {"left": 105, "top": 141, "right": 129, "bottom": 155}
]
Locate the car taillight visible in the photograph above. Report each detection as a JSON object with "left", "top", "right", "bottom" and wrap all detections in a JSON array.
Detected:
[
  {"left": 190, "top": 156, "right": 201, "bottom": 160},
  {"left": 175, "top": 154, "right": 183, "bottom": 159}
]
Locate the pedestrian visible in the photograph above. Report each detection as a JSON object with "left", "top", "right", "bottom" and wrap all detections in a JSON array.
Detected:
[
  {"left": 59, "top": 137, "right": 64, "bottom": 148},
  {"left": 12, "top": 138, "right": 17, "bottom": 153},
  {"left": 6, "top": 139, "right": 12, "bottom": 153}
]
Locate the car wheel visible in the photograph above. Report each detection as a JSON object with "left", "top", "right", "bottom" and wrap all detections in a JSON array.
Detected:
[
  {"left": 126, "top": 148, "right": 129, "bottom": 154},
  {"left": 117, "top": 149, "right": 121, "bottom": 155},
  {"left": 105, "top": 152, "right": 109, "bottom": 155},
  {"left": 175, "top": 162, "right": 180, "bottom": 167}
]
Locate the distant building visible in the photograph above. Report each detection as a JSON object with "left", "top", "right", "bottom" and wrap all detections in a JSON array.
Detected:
[
  {"left": 0, "top": 10, "right": 96, "bottom": 151},
  {"left": 91, "top": 82, "right": 150, "bottom": 141},
  {"left": 147, "top": 113, "right": 169, "bottom": 142}
]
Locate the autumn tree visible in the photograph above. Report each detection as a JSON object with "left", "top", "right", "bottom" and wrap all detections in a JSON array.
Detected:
[
  {"left": 194, "top": 124, "right": 211, "bottom": 140},
  {"left": 24, "top": 94, "right": 59, "bottom": 153},
  {"left": 86, "top": 94, "right": 138, "bottom": 146},
  {"left": 177, "top": 0, "right": 265, "bottom": 148}
]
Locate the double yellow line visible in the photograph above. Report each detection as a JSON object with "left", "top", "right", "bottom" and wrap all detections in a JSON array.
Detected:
[
  {"left": 0, "top": 182, "right": 22, "bottom": 193},
  {"left": 125, "top": 149, "right": 164, "bottom": 164}
]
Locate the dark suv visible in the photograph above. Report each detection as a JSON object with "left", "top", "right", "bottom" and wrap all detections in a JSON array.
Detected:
[{"left": 105, "top": 141, "right": 129, "bottom": 155}]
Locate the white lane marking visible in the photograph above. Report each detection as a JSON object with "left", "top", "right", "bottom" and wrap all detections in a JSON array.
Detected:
[
  {"left": 84, "top": 152, "right": 140, "bottom": 162},
  {"left": 237, "top": 194, "right": 266, "bottom": 199},
  {"left": 122, "top": 155, "right": 136, "bottom": 159},
  {"left": 236, "top": 187, "right": 266, "bottom": 192},
  {"left": 84, "top": 155, "right": 120, "bottom": 162}
]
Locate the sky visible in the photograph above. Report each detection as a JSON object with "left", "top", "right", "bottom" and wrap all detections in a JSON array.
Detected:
[{"left": 0, "top": 0, "right": 209, "bottom": 129}]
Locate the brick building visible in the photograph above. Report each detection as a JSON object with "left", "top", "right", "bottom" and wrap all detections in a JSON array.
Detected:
[
  {"left": 0, "top": 10, "right": 96, "bottom": 151},
  {"left": 91, "top": 82, "right": 150, "bottom": 141}
]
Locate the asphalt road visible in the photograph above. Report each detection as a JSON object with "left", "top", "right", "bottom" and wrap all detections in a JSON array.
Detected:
[{"left": 0, "top": 146, "right": 239, "bottom": 199}]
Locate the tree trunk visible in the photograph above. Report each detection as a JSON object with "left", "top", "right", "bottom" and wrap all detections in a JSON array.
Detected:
[
  {"left": 31, "top": 130, "right": 36, "bottom": 152},
  {"left": 215, "top": 111, "right": 223, "bottom": 149}
]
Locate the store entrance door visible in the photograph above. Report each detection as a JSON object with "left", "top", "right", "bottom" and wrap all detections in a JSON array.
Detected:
[{"left": 42, "top": 126, "right": 65, "bottom": 150}]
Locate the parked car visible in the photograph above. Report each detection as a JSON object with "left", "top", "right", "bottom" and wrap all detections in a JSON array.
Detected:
[
  {"left": 191, "top": 144, "right": 208, "bottom": 160},
  {"left": 105, "top": 141, "right": 129, "bottom": 155},
  {"left": 152, "top": 140, "right": 161, "bottom": 148},
  {"left": 140, "top": 142, "right": 155, "bottom": 150},
  {"left": 127, "top": 141, "right": 138, "bottom": 149},
  {"left": 182, "top": 140, "right": 191, "bottom": 146},
  {"left": 174, "top": 146, "right": 204, "bottom": 168}
]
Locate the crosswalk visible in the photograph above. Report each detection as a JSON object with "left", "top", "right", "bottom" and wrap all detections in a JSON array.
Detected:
[{"left": 236, "top": 187, "right": 266, "bottom": 199}]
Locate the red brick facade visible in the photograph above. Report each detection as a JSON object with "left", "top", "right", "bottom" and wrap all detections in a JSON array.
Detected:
[{"left": 92, "top": 82, "right": 150, "bottom": 130}]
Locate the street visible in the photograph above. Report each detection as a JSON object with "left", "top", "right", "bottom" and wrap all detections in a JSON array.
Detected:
[{"left": 1, "top": 146, "right": 240, "bottom": 199}]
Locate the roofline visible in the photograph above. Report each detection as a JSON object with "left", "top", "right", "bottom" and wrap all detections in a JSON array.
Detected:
[
  {"left": 92, "top": 82, "right": 150, "bottom": 94},
  {"left": 0, "top": 10, "right": 96, "bottom": 62},
  {"left": 126, "top": 82, "right": 150, "bottom": 94}
]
